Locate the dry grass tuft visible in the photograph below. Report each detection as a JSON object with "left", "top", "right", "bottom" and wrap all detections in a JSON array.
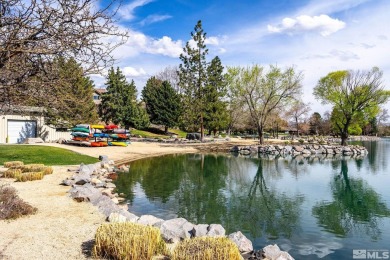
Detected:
[
  {"left": 43, "top": 167, "right": 53, "bottom": 175},
  {"left": 21, "top": 164, "right": 46, "bottom": 172},
  {"left": 2, "top": 169, "right": 22, "bottom": 178},
  {"left": 0, "top": 184, "right": 37, "bottom": 220},
  {"left": 93, "top": 222, "right": 168, "bottom": 260},
  {"left": 172, "top": 237, "right": 242, "bottom": 260},
  {"left": 16, "top": 172, "right": 45, "bottom": 182},
  {"left": 3, "top": 161, "right": 24, "bottom": 168}
]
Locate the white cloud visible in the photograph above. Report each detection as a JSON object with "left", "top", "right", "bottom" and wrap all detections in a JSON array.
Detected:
[
  {"left": 205, "top": 36, "right": 220, "bottom": 45},
  {"left": 140, "top": 14, "right": 172, "bottom": 26},
  {"left": 268, "top": 14, "right": 346, "bottom": 36},
  {"left": 148, "top": 36, "right": 183, "bottom": 57},
  {"left": 118, "top": 0, "right": 154, "bottom": 20},
  {"left": 122, "top": 67, "right": 147, "bottom": 77}
]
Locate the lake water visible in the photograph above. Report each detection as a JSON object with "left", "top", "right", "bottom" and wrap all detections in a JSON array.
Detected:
[{"left": 115, "top": 140, "right": 390, "bottom": 259}]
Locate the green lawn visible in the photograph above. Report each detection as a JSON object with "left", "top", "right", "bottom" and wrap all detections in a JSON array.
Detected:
[{"left": 0, "top": 145, "right": 99, "bottom": 165}]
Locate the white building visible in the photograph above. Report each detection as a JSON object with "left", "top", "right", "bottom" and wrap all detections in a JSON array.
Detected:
[{"left": 0, "top": 106, "right": 71, "bottom": 144}]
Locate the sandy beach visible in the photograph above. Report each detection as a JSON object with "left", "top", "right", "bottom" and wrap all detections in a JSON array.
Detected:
[{"left": 0, "top": 139, "right": 258, "bottom": 260}]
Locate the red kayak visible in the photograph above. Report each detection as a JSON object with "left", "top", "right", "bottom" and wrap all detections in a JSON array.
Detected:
[{"left": 105, "top": 124, "right": 118, "bottom": 129}]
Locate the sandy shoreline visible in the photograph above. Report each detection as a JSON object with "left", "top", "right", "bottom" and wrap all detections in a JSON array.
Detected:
[{"left": 0, "top": 139, "right": 259, "bottom": 260}]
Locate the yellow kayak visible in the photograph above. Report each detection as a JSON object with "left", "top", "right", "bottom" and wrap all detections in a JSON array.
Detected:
[
  {"left": 109, "top": 141, "right": 128, "bottom": 147},
  {"left": 91, "top": 124, "right": 105, "bottom": 129}
]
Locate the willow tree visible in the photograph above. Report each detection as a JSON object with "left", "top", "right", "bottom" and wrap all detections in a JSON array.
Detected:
[
  {"left": 314, "top": 67, "right": 390, "bottom": 145},
  {"left": 227, "top": 65, "right": 303, "bottom": 144}
]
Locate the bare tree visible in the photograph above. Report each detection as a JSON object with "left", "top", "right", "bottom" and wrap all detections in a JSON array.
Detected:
[
  {"left": 0, "top": 0, "right": 128, "bottom": 111},
  {"left": 156, "top": 66, "right": 180, "bottom": 93},
  {"left": 286, "top": 100, "right": 311, "bottom": 138}
]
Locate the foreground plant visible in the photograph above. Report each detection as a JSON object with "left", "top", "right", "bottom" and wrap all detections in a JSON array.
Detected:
[
  {"left": 0, "top": 184, "right": 37, "bottom": 220},
  {"left": 93, "top": 222, "right": 168, "bottom": 260},
  {"left": 172, "top": 237, "right": 242, "bottom": 260}
]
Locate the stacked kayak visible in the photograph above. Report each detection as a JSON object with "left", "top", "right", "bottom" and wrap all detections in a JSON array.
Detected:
[{"left": 66, "top": 124, "right": 131, "bottom": 147}]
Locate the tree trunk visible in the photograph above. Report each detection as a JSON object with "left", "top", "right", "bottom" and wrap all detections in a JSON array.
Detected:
[
  {"left": 341, "top": 131, "right": 348, "bottom": 146},
  {"left": 200, "top": 113, "right": 204, "bottom": 142},
  {"left": 295, "top": 117, "right": 299, "bottom": 137},
  {"left": 164, "top": 125, "right": 168, "bottom": 134},
  {"left": 213, "top": 129, "right": 217, "bottom": 136},
  {"left": 276, "top": 123, "right": 279, "bottom": 139},
  {"left": 258, "top": 125, "right": 264, "bottom": 144}
]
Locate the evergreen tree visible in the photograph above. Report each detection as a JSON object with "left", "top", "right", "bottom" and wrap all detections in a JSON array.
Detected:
[
  {"left": 309, "top": 112, "right": 322, "bottom": 135},
  {"left": 142, "top": 77, "right": 182, "bottom": 133},
  {"left": 178, "top": 20, "right": 209, "bottom": 140},
  {"left": 204, "top": 56, "right": 228, "bottom": 136},
  {"left": 99, "top": 67, "right": 149, "bottom": 129},
  {"left": 40, "top": 57, "right": 98, "bottom": 127}
]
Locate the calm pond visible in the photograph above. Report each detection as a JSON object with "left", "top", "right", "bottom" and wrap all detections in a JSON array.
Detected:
[{"left": 115, "top": 140, "right": 390, "bottom": 259}]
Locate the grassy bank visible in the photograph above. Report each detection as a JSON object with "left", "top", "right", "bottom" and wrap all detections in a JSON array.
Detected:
[{"left": 0, "top": 145, "right": 98, "bottom": 165}]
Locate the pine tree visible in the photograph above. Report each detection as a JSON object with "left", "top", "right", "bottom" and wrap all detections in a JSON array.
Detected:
[
  {"left": 204, "top": 56, "right": 228, "bottom": 136},
  {"left": 42, "top": 57, "right": 98, "bottom": 127},
  {"left": 178, "top": 20, "right": 208, "bottom": 140},
  {"left": 99, "top": 67, "right": 149, "bottom": 129},
  {"left": 142, "top": 77, "right": 182, "bottom": 133}
]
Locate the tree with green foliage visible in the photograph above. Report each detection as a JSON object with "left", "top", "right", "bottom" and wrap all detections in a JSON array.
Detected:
[
  {"left": 227, "top": 65, "right": 303, "bottom": 144},
  {"left": 309, "top": 112, "right": 322, "bottom": 135},
  {"left": 204, "top": 56, "right": 228, "bottom": 136},
  {"left": 314, "top": 67, "right": 390, "bottom": 145},
  {"left": 142, "top": 77, "right": 182, "bottom": 133},
  {"left": 99, "top": 67, "right": 149, "bottom": 129},
  {"left": 178, "top": 20, "right": 209, "bottom": 140},
  {"left": 28, "top": 57, "right": 98, "bottom": 127}
]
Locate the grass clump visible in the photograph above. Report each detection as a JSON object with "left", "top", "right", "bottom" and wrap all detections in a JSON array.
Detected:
[
  {"left": 3, "top": 161, "right": 24, "bottom": 168},
  {"left": 0, "top": 184, "right": 37, "bottom": 220},
  {"left": 3, "top": 169, "right": 22, "bottom": 178},
  {"left": 16, "top": 171, "right": 44, "bottom": 182},
  {"left": 172, "top": 237, "right": 242, "bottom": 260},
  {"left": 93, "top": 222, "right": 168, "bottom": 260},
  {"left": 21, "top": 164, "right": 45, "bottom": 172}
]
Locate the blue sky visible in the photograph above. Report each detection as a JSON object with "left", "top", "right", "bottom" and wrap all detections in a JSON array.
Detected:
[{"left": 92, "top": 0, "right": 390, "bottom": 115}]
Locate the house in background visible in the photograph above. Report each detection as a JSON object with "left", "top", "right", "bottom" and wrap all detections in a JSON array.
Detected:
[
  {"left": 0, "top": 106, "right": 71, "bottom": 144},
  {"left": 93, "top": 88, "right": 106, "bottom": 105}
]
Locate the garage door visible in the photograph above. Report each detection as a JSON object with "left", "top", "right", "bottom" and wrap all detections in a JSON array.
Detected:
[{"left": 7, "top": 120, "right": 37, "bottom": 144}]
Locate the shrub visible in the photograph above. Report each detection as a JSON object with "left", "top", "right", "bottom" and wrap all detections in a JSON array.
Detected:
[
  {"left": 2, "top": 169, "right": 22, "bottom": 178},
  {"left": 172, "top": 237, "right": 242, "bottom": 260},
  {"left": 16, "top": 172, "right": 45, "bottom": 182},
  {"left": 0, "top": 184, "right": 37, "bottom": 220},
  {"left": 3, "top": 161, "right": 24, "bottom": 168},
  {"left": 93, "top": 222, "right": 168, "bottom": 260},
  {"left": 298, "top": 139, "right": 304, "bottom": 144}
]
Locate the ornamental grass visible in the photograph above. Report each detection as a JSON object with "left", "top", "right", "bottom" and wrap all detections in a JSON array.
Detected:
[
  {"left": 93, "top": 222, "right": 168, "bottom": 260},
  {"left": 172, "top": 237, "right": 242, "bottom": 260},
  {"left": 15, "top": 171, "right": 44, "bottom": 182},
  {"left": 2, "top": 169, "right": 22, "bottom": 178},
  {"left": 0, "top": 184, "right": 37, "bottom": 220},
  {"left": 20, "top": 164, "right": 46, "bottom": 172},
  {"left": 3, "top": 161, "right": 24, "bottom": 168}
]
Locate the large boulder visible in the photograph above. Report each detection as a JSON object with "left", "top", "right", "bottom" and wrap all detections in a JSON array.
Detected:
[
  {"left": 68, "top": 183, "right": 101, "bottom": 202},
  {"left": 228, "top": 231, "right": 253, "bottom": 253},
  {"left": 263, "top": 244, "right": 294, "bottom": 260},
  {"left": 108, "top": 212, "right": 127, "bottom": 223},
  {"left": 137, "top": 215, "right": 164, "bottom": 226},
  {"left": 207, "top": 224, "right": 225, "bottom": 237},
  {"left": 160, "top": 218, "right": 194, "bottom": 243},
  {"left": 191, "top": 224, "right": 209, "bottom": 237}
]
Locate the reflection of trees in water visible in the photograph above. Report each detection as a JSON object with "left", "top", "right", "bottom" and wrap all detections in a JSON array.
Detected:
[
  {"left": 115, "top": 154, "right": 186, "bottom": 204},
  {"left": 18, "top": 121, "right": 36, "bottom": 143},
  {"left": 358, "top": 140, "right": 389, "bottom": 174},
  {"left": 225, "top": 159, "right": 304, "bottom": 239},
  {"left": 115, "top": 154, "right": 304, "bottom": 239},
  {"left": 312, "top": 159, "right": 390, "bottom": 240}
]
